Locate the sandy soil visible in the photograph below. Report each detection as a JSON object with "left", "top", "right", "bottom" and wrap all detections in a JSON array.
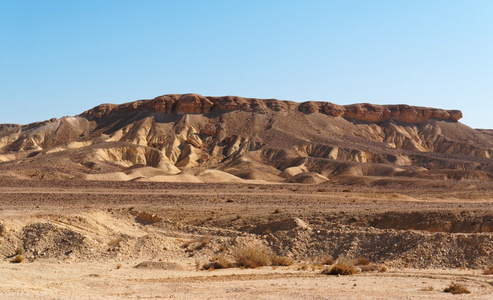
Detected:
[
  {"left": 1, "top": 179, "right": 493, "bottom": 299},
  {"left": 2, "top": 262, "right": 493, "bottom": 299}
]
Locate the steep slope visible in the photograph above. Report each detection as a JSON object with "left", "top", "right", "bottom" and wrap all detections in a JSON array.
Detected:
[{"left": 0, "top": 94, "right": 492, "bottom": 183}]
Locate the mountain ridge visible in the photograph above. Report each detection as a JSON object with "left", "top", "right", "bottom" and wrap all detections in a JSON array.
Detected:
[
  {"left": 80, "top": 93, "right": 463, "bottom": 124},
  {"left": 0, "top": 94, "right": 492, "bottom": 183}
]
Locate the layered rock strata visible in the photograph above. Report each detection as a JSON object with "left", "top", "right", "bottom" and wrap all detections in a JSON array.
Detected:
[{"left": 81, "top": 94, "right": 462, "bottom": 124}]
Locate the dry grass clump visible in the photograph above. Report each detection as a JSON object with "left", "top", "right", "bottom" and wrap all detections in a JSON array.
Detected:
[
  {"left": 203, "top": 243, "right": 293, "bottom": 270},
  {"left": 202, "top": 255, "right": 233, "bottom": 270},
  {"left": 181, "top": 235, "right": 211, "bottom": 252},
  {"left": 354, "top": 257, "right": 387, "bottom": 273},
  {"left": 194, "top": 235, "right": 211, "bottom": 250},
  {"left": 355, "top": 257, "right": 376, "bottom": 272},
  {"left": 271, "top": 255, "right": 294, "bottom": 266},
  {"left": 356, "top": 257, "right": 371, "bottom": 266},
  {"left": 377, "top": 265, "right": 388, "bottom": 273},
  {"left": 484, "top": 264, "right": 493, "bottom": 275},
  {"left": 443, "top": 282, "right": 470, "bottom": 294},
  {"left": 360, "top": 264, "right": 378, "bottom": 272},
  {"left": 317, "top": 255, "right": 334, "bottom": 265},
  {"left": 233, "top": 244, "right": 272, "bottom": 268},
  {"left": 321, "top": 259, "right": 358, "bottom": 276},
  {"left": 11, "top": 254, "right": 25, "bottom": 263}
]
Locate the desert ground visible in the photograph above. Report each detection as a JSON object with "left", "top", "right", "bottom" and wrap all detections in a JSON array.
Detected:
[{"left": 1, "top": 179, "right": 493, "bottom": 299}]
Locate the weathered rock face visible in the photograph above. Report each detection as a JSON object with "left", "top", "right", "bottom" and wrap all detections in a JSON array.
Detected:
[{"left": 81, "top": 94, "right": 462, "bottom": 124}]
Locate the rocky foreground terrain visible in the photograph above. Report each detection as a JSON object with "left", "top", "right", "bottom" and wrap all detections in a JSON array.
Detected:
[{"left": 1, "top": 94, "right": 493, "bottom": 298}]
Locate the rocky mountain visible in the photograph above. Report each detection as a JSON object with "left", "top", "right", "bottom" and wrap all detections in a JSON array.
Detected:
[{"left": 1, "top": 93, "right": 492, "bottom": 183}]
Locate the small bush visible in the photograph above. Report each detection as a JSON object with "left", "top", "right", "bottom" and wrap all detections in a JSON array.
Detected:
[
  {"left": 484, "top": 264, "right": 493, "bottom": 275},
  {"left": 443, "top": 282, "right": 470, "bottom": 294},
  {"left": 271, "top": 255, "right": 294, "bottom": 266},
  {"left": 116, "top": 263, "right": 122, "bottom": 269},
  {"left": 317, "top": 255, "right": 334, "bottom": 265},
  {"left": 195, "top": 241, "right": 209, "bottom": 250},
  {"left": 356, "top": 257, "right": 371, "bottom": 266},
  {"left": 233, "top": 244, "right": 272, "bottom": 268},
  {"left": 360, "top": 264, "right": 378, "bottom": 272},
  {"left": 321, "top": 260, "right": 358, "bottom": 276},
  {"left": 378, "top": 265, "right": 388, "bottom": 273},
  {"left": 202, "top": 255, "right": 233, "bottom": 270},
  {"left": 11, "top": 255, "right": 25, "bottom": 263}
]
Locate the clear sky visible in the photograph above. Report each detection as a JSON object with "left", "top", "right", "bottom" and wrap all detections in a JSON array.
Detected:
[{"left": 1, "top": 0, "right": 492, "bottom": 128}]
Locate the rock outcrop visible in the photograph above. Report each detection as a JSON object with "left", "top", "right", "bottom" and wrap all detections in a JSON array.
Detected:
[{"left": 81, "top": 94, "right": 462, "bottom": 124}]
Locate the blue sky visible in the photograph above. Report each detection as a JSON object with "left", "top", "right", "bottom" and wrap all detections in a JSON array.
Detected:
[{"left": 1, "top": 0, "right": 492, "bottom": 128}]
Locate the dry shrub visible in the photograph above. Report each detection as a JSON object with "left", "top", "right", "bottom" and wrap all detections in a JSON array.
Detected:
[
  {"left": 11, "top": 255, "right": 25, "bottom": 263},
  {"left": 271, "top": 255, "right": 294, "bottom": 266},
  {"left": 202, "top": 255, "right": 233, "bottom": 270},
  {"left": 318, "top": 255, "right": 334, "bottom": 265},
  {"left": 321, "top": 259, "right": 358, "bottom": 276},
  {"left": 360, "top": 264, "right": 378, "bottom": 272},
  {"left": 233, "top": 244, "right": 272, "bottom": 268},
  {"left": 356, "top": 257, "right": 371, "bottom": 266},
  {"left": 378, "top": 265, "right": 388, "bottom": 273},
  {"left": 443, "top": 282, "right": 470, "bottom": 294},
  {"left": 484, "top": 264, "right": 493, "bottom": 275},
  {"left": 182, "top": 235, "right": 211, "bottom": 251}
]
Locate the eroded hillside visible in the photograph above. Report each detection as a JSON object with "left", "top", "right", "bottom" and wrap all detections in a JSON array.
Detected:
[{"left": 1, "top": 94, "right": 492, "bottom": 183}]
